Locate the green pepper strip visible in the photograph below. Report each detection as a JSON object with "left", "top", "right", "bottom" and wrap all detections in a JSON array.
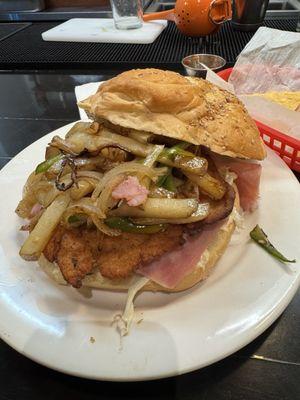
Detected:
[
  {"left": 156, "top": 167, "right": 176, "bottom": 192},
  {"left": 250, "top": 225, "right": 296, "bottom": 264},
  {"left": 35, "top": 154, "right": 64, "bottom": 174},
  {"left": 163, "top": 175, "right": 176, "bottom": 192},
  {"left": 105, "top": 217, "right": 167, "bottom": 234},
  {"left": 68, "top": 215, "right": 81, "bottom": 224},
  {"left": 157, "top": 173, "right": 175, "bottom": 192},
  {"left": 160, "top": 142, "right": 193, "bottom": 160},
  {"left": 156, "top": 173, "right": 168, "bottom": 187}
]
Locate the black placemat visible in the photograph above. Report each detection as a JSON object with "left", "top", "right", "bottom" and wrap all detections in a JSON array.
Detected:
[
  {"left": 0, "top": 22, "right": 31, "bottom": 42},
  {"left": 0, "top": 18, "right": 297, "bottom": 69}
]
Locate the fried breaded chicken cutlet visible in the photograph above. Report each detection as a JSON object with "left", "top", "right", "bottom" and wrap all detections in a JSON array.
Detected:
[{"left": 44, "top": 225, "right": 184, "bottom": 288}]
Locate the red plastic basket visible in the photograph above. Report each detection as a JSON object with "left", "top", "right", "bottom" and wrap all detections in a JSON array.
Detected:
[{"left": 217, "top": 68, "right": 300, "bottom": 172}]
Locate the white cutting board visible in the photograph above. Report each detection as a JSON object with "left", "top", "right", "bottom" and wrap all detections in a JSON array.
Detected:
[{"left": 42, "top": 18, "right": 167, "bottom": 44}]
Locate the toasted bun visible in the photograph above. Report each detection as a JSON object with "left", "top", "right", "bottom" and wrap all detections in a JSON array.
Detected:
[
  {"left": 38, "top": 214, "right": 235, "bottom": 294},
  {"left": 78, "top": 68, "right": 266, "bottom": 160}
]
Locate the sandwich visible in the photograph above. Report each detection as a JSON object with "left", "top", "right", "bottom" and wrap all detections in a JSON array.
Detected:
[{"left": 16, "top": 69, "right": 266, "bottom": 309}]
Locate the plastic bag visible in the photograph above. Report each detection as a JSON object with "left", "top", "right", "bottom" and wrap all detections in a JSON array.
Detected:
[{"left": 228, "top": 27, "right": 300, "bottom": 94}]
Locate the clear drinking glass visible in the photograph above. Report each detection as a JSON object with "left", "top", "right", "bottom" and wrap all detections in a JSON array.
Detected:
[{"left": 110, "top": 0, "right": 143, "bottom": 30}]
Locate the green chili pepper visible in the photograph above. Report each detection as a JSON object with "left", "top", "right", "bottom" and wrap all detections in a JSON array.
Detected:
[
  {"left": 35, "top": 154, "right": 64, "bottom": 174},
  {"left": 250, "top": 225, "right": 296, "bottom": 264},
  {"left": 162, "top": 174, "right": 176, "bottom": 192},
  {"left": 105, "top": 217, "right": 167, "bottom": 234},
  {"left": 68, "top": 215, "right": 81, "bottom": 224},
  {"left": 161, "top": 142, "right": 193, "bottom": 160},
  {"left": 156, "top": 174, "right": 168, "bottom": 187},
  {"left": 157, "top": 167, "right": 176, "bottom": 192}
]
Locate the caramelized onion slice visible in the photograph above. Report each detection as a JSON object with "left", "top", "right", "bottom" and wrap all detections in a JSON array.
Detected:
[
  {"left": 131, "top": 202, "right": 210, "bottom": 225},
  {"left": 20, "top": 193, "right": 70, "bottom": 261},
  {"left": 109, "top": 198, "right": 198, "bottom": 219},
  {"left": 63, "top": 197, "right": 104, "bottom": 223},
  {"left": 91, "top": 162, "right": 166, "bottom": 200},
  {"left": 185, "top": 172, "right": 227, "bottom": 200}
]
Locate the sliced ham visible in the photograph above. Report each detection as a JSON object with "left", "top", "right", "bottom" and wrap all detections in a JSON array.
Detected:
[
  {"left": 137, "top": 221, "right": 224, "bottom": 289},
  {"left": 30, "top": 203, "right": 43, "bottom": 218},
  {"left": 21, "top": 203, "right": 44, "bottom": 231},
  {"left": 112, "top": 176, "right": 149, "bottom": 207},
  {"left": 211, "top": 154, "right": 262, "bottom": 212}
]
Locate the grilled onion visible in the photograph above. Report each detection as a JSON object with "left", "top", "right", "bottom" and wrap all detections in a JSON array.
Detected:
[
  {"left": 70, "top": 171, "right": 103, "bottom": 200},
  {"left": 91, "top": 162, "right": 167, "bottom": 200},
  {"left": 128, "top": 130, "right": 153, "bottom": 143},
  {"left": 91, "top": 214, "right": 120, "bottom": 236},
  {"left": 46, "top": 155, "right": 116, "bottom": 179},
  {"left": 143, "top": 145, "right": 164, "bottom": 167},
  {"left": 109, "top": 198, "right": 198, "bottom": 219},
  {"left": 185, "top": 172, "right": 227, "bottom": 200},
  {"left": 20, "top": 193, "right": 70, "bottom": 261},
  {"left": 15, "top": 172, "right": 43, "bottom": 218},
  {"left": 131, "top": 202, "right": 210, "bottom": 225},
  {"left": 97, "top": 174, "right": 125, "bottom": 216},
  {"left": 149, "top": 187, "right": 176, "bottom": 199},
  {"left": 141, "top": 145, "right": 164, "bottom": 188},
  {"left": 63, "top": 197, "right": 105, "bottom": 223},
  {"left": 76, "top": 171, "right": 104, "bottom": 180},
  {"left": 52, "top": 129, "right": 153, "bottom": 157}
]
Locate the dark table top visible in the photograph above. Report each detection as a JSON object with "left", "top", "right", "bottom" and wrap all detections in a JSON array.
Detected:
[
  {"left": 0, "top": 69, "right": 299, "bottom": 400},
  {"left": 0, "top": 18, "right": 298, "bottom": 71}
]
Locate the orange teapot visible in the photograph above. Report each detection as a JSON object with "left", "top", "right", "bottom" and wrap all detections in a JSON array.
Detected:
[{"left": 143, "top": 0, "right": 232, "bottom": 37}]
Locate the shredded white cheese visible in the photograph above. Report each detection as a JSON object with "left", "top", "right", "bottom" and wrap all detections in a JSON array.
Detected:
[
  {"left": 113, "top": 276, "right": 149, "bottom": 337},
  {"left": 217, "top": 207, "right": 244, "bottom": 235},
  {"left": 196, "top": 249, "right": 210, "bottom": 270},
  {"left": 231, "top": 207, "right": 245, "bottom": 230},
  {"left": 221, "top": 206, "right": 244, "bottom": 232},
  {"left": 223, "top": 168, "right": 238, "bottom": 186}
]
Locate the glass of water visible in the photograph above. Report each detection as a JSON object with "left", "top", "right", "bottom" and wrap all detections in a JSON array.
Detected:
[{"left": 110, "top": 0, "right": 143, "bottom": 30}]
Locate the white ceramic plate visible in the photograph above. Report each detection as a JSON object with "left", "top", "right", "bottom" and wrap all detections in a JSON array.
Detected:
[{"left": 0, "top": 122, "right": 299, "bottom": 381}]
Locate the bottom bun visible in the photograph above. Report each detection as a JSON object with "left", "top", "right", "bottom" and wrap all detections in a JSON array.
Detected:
[{"left": 38, "top": 215, "right": 236, "bottom": 294}]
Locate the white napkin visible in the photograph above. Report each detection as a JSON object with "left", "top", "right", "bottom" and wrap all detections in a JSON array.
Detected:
[{"left": 75, "top": 82, "right": 103, "bottom": 120}]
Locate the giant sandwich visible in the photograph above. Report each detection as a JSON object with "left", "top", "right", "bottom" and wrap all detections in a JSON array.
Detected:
[{"left": 16, "top": 69, "right": 266, "bottom": 297}]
